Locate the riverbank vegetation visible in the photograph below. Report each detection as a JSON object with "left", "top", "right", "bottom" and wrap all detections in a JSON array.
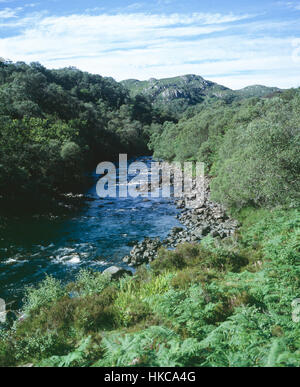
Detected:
[
  {"left": 0, "top": 208, "right": 299, "bottom": 366},
  {"left": 149, "top": 89, "right": 300, "bottom": 208},
  {"left": 0, "top": 62, "right": 299, "bottom": 367},
  {"left": 0, "top": 61, "right": 174, "bottom": 212}
]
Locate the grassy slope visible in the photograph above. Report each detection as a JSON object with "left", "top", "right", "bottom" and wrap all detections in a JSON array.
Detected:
[{"left": 1, "top": 207, "right": 299, "bottom": 367}]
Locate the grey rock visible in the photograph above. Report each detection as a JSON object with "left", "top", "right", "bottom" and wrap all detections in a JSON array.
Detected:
[
  {"left": 122, "top": 255, "right": 131, "bottom": 263},
  {"left": 172, "top": 227, "right": 184, "bottom": 234},
  {"left": 103, "top": 266, "right": 132, "bottom": 280}
]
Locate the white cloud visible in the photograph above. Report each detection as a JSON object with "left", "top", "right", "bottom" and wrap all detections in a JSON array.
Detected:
[
  {"left": 0, "top": 11, "right": 299, "bottom": 88},
  {"left": 279, "top": 2, "right": 300, "bottom": 10},
  {"left": 0, "top": 12, "right": 249, "bottom": 57},
  {"left": 0, "top": 7, "right": 19, "bottom": 19}
]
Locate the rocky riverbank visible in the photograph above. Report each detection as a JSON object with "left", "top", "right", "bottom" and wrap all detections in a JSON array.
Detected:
[{"left": 122, "top": 178, "right": 239, "bottom": 267}]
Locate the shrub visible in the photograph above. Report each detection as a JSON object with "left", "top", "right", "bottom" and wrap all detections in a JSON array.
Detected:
[
  {"left": 152, "top": 242, "right": 248, "bottom": 275},
  {"left": 22, "top": 276, "right": 65, "bottom": 316},
  {"left": 0, "top": 332, "right": 16, "bottom": 366},
  {"left": 211, "top": 97, "right": 300, "bottom": 208},
  {"left": 14, "top": 331, "right": 70, "bottom": 362},
  {"left": 60, "top": 141, "right": 81, "bottom": 161},
  {"left": 70, "top": 270, "right": 111, "bottom": 297}
]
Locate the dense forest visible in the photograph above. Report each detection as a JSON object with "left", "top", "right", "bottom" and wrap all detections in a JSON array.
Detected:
[
  {"left": 149, "top": 91, "right": 300, "bottom": 208},
  {"left": 0, "top": 62, "right": 299, "bottom": 367},
  {"left": 0, "top": 60, "right": 174, "bottom": 212}
]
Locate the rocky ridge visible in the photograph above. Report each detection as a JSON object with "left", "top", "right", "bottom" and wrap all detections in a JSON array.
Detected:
[{"left": 121, "top": 74, "right": 281, "bottom": 111}]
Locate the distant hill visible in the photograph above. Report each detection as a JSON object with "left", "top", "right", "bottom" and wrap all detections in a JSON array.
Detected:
[
  {"left": 121, "top": 74, "right": 281, "bottom": 113},
  {"left": 122, "top": 75, "right": 230, "bottom": 106},
  {"left": 235, "top": 85, "right": 281, "bottom": 98}
]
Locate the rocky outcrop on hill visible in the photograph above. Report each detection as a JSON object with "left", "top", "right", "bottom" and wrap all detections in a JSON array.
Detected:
[
  {"left": 122, "top": 74, "right": 280, "bottom": 113},
  {"left": 122, "top": 74, "right": 230, "bottom": 109}
]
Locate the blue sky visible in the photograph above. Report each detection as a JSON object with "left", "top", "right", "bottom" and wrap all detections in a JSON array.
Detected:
[{"left": 0, "top": 0, "right": 300, "bottom": 88}]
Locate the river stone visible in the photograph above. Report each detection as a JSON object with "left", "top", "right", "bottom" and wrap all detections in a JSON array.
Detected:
[
  {"left": 122, "top": 255, "right": 131, "bottom": 263},
  {"left": 176, "top": 200, "right": 185, "bottom": 209},
  {"left": 103, "top": 266, "right": 132, "bottom": 280},
  {"left": 171, "top": 227, "right": 184, "bottom": 234}
]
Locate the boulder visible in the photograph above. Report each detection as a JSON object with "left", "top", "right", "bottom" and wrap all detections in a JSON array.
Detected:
[{"left": 103, "top": 266, "right": 132, "bottom": 280}]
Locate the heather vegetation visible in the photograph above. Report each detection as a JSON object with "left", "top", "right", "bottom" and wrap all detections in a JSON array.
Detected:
[{"left": 0, "top": 208, "right": 299, "bottom": 366}]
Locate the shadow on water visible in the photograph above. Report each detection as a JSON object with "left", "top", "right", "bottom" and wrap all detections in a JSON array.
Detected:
[{"left": 0, "top": 157, "right": 182, "bottom": 307}]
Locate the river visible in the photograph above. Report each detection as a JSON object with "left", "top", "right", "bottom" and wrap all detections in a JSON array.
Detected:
[{"left": 0, "top": 157, "right": 182, "bottom": 306}]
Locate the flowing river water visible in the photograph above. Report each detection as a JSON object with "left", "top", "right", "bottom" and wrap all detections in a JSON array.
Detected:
[{"left": 0, "top": 157, "right": 182, "bottom": 306}]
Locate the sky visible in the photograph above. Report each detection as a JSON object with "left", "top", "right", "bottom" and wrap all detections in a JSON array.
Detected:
[{"left": 0, "top": 0, "right": 300, "bottom": 89}]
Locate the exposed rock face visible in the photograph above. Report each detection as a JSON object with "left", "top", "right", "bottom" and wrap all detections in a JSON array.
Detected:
[
  {"left": 103, "top": 266, "right": 132, "bottom": 279},
  {"left": 121, "top": 75, "right": 281, "bottom": 113},
  {"left": 121, "top": 74, "right": 230, "bottom": 107}
]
